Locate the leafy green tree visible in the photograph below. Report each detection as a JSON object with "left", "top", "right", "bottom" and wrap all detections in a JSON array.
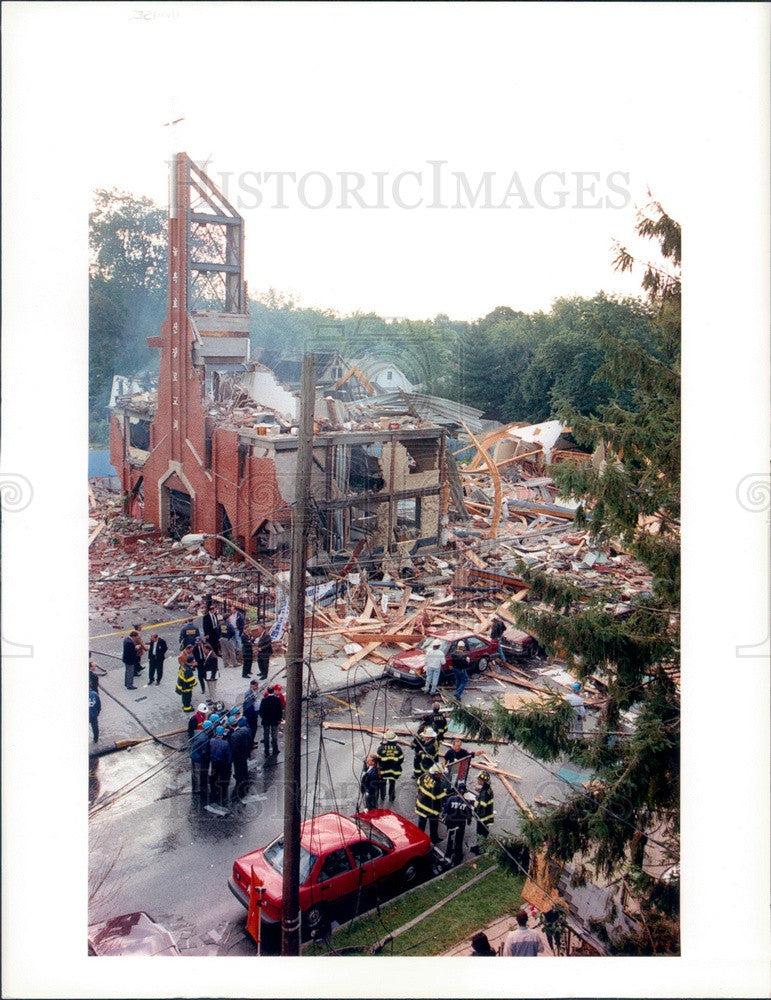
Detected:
[
  {"left": 453, "top": 201, "right": 681, "bottom": 955},
  {"left": 88, "top": 189, "right": 167, "bottom": 444}
]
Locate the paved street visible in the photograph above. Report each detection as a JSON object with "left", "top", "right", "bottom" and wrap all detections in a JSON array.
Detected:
[{"left": 88, "top": 604, "right": 571, "bottom": 955}]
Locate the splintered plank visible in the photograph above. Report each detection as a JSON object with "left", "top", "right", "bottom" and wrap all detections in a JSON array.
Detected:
[
  {"left": 343, "top": 632, "right": 424, "bottom": 645},
  {"left": 395, "top": 586, "right": 412, "bottom": 619},
  {"left": 341, "top": 611, "right": 422, "bottom": 671},
  {"left": 356, "top": 596, "right": 376, "bottom": 624}
]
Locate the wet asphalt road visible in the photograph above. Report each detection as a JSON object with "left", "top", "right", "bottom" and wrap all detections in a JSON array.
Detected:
[{"left": 88, "top": 675, "right": 571, "bottom": 956}]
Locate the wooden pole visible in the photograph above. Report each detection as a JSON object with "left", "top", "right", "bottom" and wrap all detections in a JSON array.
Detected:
[{"left": 281, "top": 354, "right": 315, "bottom": 956}]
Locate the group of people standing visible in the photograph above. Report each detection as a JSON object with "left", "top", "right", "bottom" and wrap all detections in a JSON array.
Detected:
[
  {"left": 187, "top": 679, "right": 285, "bottom": 809},
  {"left": 359, "top": 704, "right": 496, "bottom": 868},
  {"left": 175, "top": 603, "right": 274, "bottom": 712}
]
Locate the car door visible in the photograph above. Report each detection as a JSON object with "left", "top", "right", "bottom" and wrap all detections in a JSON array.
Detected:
[
  {"left": 463, "top": 635, "right": 488, "bottom": 669},
  {"left": 348, "top": 839, "right": 389, "bottom": 889},
  {"left": 310, "top": 847, "right": 359, "bottom": 910}
]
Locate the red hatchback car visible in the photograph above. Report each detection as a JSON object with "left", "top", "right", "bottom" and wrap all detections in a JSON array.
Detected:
[
  {"left": 229, "top": 809, "right": 432, "bottom": 934},
  {"left": 384, "top": 628, "right": 498, "bottom": 687}
]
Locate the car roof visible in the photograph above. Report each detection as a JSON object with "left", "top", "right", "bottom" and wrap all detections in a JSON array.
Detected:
[
  {"left": 426, "top": 628, "right": 482, "bottom": 641},
  {"left": 300, "top": 812, "right": 360, "bottom": 854}
]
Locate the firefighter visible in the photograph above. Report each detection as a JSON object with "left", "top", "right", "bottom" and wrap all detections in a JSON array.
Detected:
[
  {"left": 442, "top": 780, "right": 472, "bottom": 865},
  {"left": 175, "top": 653, "right": 198, "bottom": 712},
  {"left": 424, "top": 701, "right": 448, "bottom": 740},
  {"left": 376, "top": 730, "right": 405, "bottom": 803},
  {"left": 411, "top": 726, "right": 439, "bottom": 779},
  {"left": 415, "top": 762, "right": 448, "bottom": 844},
  {"left": 469, "top": 770, "right": 495, "bottom": 854}
]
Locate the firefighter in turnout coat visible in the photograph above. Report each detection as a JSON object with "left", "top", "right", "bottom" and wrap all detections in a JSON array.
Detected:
[
  {"left": 424, "top": 702, "right": 449, "bottom": 741},
  {"left": 412, "top": 725, "right": 439, "bottom": 779},
  {"left": 470, "top": 770, "right": 495, "bottom": 854},
  {"left": 175, "top": 655, "right": 198, "bottom": 712},
  {"left": 376, "top": 730, "right": 404, "bottom": 803},
  {"left": 415, "top": 762, "right": 448, "bottom": 843}
]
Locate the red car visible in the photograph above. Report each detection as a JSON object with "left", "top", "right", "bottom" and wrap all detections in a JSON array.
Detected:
[
  {"left": 229, "top": 809, "right": 432, "bottom": 934},
  {"left": 384, "top": 628, "right": 498, "bottom": 687}
]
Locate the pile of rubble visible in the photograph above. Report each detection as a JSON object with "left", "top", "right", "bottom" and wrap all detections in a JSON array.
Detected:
[{"left": 88, "top": 484, "right": 271, "bottom": 629}]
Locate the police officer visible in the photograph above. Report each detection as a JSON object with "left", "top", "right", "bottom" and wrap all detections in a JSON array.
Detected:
[
  {"left": 179, "top": 618, "right": 201, "bottom": 651},
  {"left": 376, "top": 730, "right": 404, "bottom": 803},
  {"left": 470, "top": 770, "right": 495, "bottom": 855},
  {"left": 442, "top": 780, "right": 472, "bottom": 864},
  {"left": 415, "top": 762, "right": 448, "bottom": 844}
]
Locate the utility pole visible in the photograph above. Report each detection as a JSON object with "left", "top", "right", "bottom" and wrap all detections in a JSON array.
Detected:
[{"left": 281, "top": 354, "right": 316, "bottom": 956}]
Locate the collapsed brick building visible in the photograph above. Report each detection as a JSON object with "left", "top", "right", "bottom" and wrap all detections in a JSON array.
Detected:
[{"left": 110, "top": 154, "right": 452, "bottom": 565}]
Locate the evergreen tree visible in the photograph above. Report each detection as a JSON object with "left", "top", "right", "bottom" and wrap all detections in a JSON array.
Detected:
[{"left": 452, "top": 201, "right": 681, "bottom": 954}]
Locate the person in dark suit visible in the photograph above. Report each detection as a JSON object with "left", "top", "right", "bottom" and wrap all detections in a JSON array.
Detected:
[
  {"left": 202, "top": 599, "right": 220, "bottom": 655},
  {"left": 147, "top": 634, "right": 168, "bottom": 685},
  {"left": 122, "top": 631, "right": 141, "bottom": 689}
]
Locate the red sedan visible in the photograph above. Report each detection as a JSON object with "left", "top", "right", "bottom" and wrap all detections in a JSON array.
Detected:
[
  {"left": 384, "top": 628, "right": 498, "bottom": 687},
  {"left": 229, "top": 809, "right": 432, "bottom": 935}
]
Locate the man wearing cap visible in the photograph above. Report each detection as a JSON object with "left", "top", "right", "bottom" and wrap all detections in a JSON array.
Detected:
[
  {"left": 451, "top": 641, "right": 471, "bottom": 700},
  {"left": 423, "top": 638, "right": 445, "bottom": 695},
  {"left": 470, "top": 771, "right": 495, "bottom": 854},
  {"left": 415, "top": 762, "right": 448, "bottom": 844},
  {"left": 442, "top": 780, "right": 472, "bottom": 864},
  {"left": 376, "top": 730, "right": 405, "bottom": 803},
  {"left": 187, "top": 702, "right": 210, "bottom": 738},
  {"left": 566, "top": 682, "right": 586, "bottom": 734},
  {"left": 189, "top": 718, "right": 213, "bottom": 804},
  {"left": 230, "top": 717, "right": 253, "bottom": 800},
  {"left": 412, "top": 724, "right": 439, "bottom": 779}
]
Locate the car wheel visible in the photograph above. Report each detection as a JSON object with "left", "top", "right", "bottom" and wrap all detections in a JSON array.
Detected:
[
  {"left": 401, "top": 860, "right": 421, "bottom": 887},
  {"left": 476, "top": 656, "right": 489, "bottom": 674},
  {"left": 304, "top": 903, "right": 328, "bottom": 936}
]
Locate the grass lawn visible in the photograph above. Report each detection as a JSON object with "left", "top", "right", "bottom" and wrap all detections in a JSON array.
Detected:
[{"left": 304, "top": 858, "right": 524, "bottom": 957}]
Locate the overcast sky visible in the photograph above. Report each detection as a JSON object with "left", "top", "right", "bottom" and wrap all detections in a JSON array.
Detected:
[{"left": 71, "top": 2, "right": 704, "bottom": 319}]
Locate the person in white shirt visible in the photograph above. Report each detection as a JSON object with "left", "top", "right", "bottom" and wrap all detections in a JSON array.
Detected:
[
  {"left": 566, "top": 681, "right": 586, "bottom": 734},
  {"left": 423, "top": 639, "right": 445, "bottom": 694},
  {"left": 502, "top": 910, "right": 544, "bottom": 957}
]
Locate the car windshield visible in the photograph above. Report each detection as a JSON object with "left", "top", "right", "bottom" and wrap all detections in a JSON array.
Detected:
[
  {"left": 353, "top": 817, "right": 394, "bottom": 851},
  {"left": 417, "top": 637, "right": 450, "bottom": 654},
  {"left": 263, "top": 837, "right": 317, "bottom": 884}
]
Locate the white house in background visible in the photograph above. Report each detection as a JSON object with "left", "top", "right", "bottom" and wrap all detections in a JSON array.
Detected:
[{"left": 356, "top": 358, "right": 416, "bottom": 394}]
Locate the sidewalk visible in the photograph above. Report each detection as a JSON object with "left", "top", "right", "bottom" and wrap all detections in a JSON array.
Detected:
[{"left": 443, "top": 912, "right": 552, "bottom": 956}]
